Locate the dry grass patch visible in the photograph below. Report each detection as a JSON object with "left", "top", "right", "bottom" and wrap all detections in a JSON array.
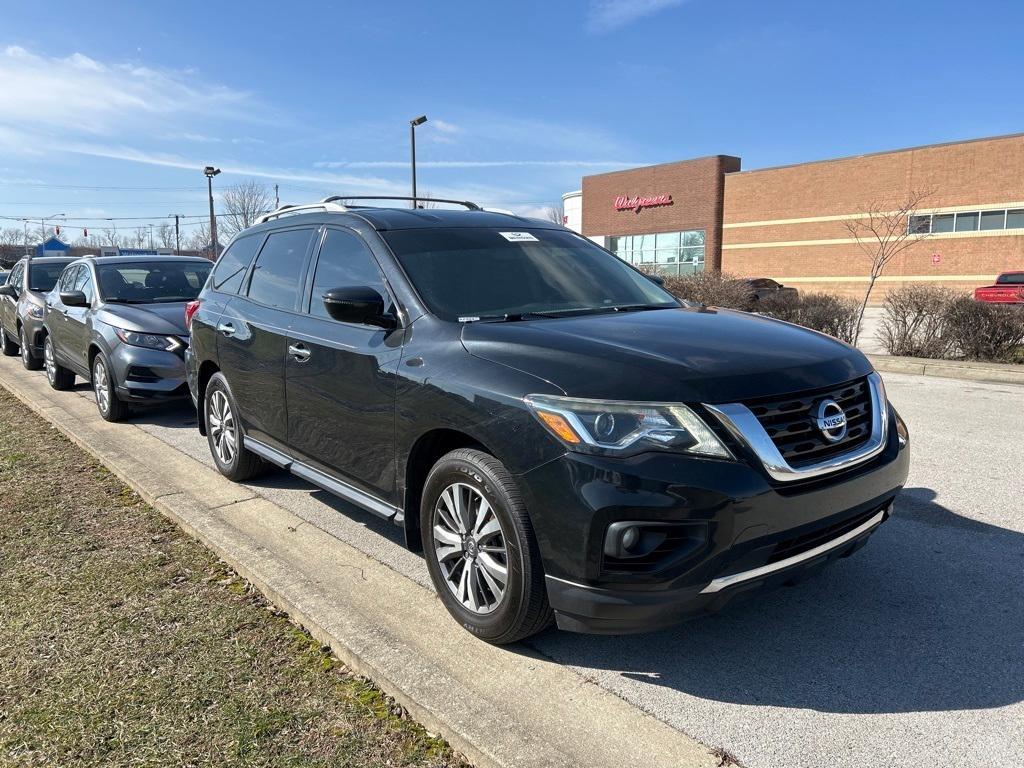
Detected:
[{"left": 0, "top": 389, "right": 469, "bottom": 768}]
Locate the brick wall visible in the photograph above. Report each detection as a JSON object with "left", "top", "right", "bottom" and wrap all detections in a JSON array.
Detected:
[
  {"left": 722, "top": 134, "right": 1024, "bottom": 301},
  {"left": 582, "top": 156, "right": 741, "bottom": 269}
]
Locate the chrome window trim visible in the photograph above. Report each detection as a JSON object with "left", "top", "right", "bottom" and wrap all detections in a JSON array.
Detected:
[
  {"left": 703, "top": 372, "right": 889, "bottom": 482},
  {"left": 700, "top": 509, "right": 886, "bottom": 594}
]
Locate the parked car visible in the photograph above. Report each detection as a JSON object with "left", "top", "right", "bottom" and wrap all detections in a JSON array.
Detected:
[
  {"left": 42, "top": 255, "right": 211, "bottom": 421},
  {"left": 739, "top": 277, "right": 799, "bottom": 304},
  {"left": 0, "top": 255, "right": 76, "bottom": 370},
  {"left": 974, "top": 271, "right": 1024, "bottom": 304},
  {"left": 187, "top": 197, "right": 909, "bottom": 644}
]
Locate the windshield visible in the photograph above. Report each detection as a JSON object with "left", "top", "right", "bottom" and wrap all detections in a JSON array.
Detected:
[
  {"left": 29, "top": 262, "right": 72, "bottom": 292},
  {"left": 383, "top": 228, "right": 679, "bottom": 321},
  {"left": 97, "top": 261, "right": 211, "bottom": 304},
  {"left": 996, "top": 273, "right": 1024, "bottom": 285}
]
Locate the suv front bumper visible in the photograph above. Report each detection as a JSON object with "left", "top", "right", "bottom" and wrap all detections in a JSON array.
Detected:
[{"left": 517, "top": 408, "right": 909, "bottom": 634}]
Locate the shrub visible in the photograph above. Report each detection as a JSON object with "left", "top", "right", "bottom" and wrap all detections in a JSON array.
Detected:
[
  {"left": 657, "top": 270, "right": 753, "bottom": 309},
  {"left": 878, "top": 284, "right": 958, "bottom": 358},
  {"left": 879, "top": 284, "right": 1024, "bottom": 362},
  {"left": 759, "top": 292, "right": 860, "bottom": 344},
  {"left": 943, "top": 298, "right": 1024, "bottom": 362}
]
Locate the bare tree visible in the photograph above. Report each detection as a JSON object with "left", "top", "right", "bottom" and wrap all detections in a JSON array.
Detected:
[
  {"left": 128, "top": 227, "right": 147, "bottom": 248},
  {"left": 0, "top": 227, "right": 22, "bottom": 248},
  {"left": 221, "top": 180, "right": 274, "bottom": 237},
  {"left": 541, "top": 204, "right": 565, "bottom": 224},
  {"left": 100, "top": 228, "right": 122, "bottom": 247},
  {"left": 842, "top": 189, "right": 934, "bottom": 344},
  {"left": 185, "top": 222, "right": 214, "bottom": 258},
  {"left": 157, "top": 222, "right": 175, "bottom": 249}
]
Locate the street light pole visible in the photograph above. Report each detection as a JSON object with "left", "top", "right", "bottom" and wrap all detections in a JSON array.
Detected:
[
  {"left": 409, "top": 115, "right": 427, "bottom": 209},
  {"left": 204, "top": 166, "right": 221, "bottom": 259}
]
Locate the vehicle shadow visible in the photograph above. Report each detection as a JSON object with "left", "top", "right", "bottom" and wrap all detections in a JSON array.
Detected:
[
  {"left": 244, "top": 467, "right": 409, "bottom": 548},
  {"left": 70, "top": 383, "right": 200, "bottom": 429},
  {"left": 525, "top": 487, "right": 1024, "bottom": 714}
]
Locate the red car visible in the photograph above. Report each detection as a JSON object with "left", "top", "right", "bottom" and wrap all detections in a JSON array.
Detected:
[{"left": 974, "top": 272, "right": 1024, "bottom": 305}]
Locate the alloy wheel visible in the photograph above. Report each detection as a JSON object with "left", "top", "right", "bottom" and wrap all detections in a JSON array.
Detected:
[
  {"left": 432, "top": 482, "right": 508, "bottom": 614},
  {"left": 208, "top": 389, "right": 237, "bottom": 465},
  {"left": 93, "top": 358, "right": 110, "bottom": 414},
  {"left": 44, "top": 340, "right": 56, "bottom": 384},
  {"left": 19, "top": 329, "right": 29, "bottom": 365}
]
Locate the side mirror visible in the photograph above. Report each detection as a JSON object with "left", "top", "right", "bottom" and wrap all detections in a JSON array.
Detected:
[
  {"left": 60, "top": 290, "right": 88, "bottom": 307},
  {"left": 322, "top": 286, "right": 396, "bottom": 329},
  {"left": 0, "top": 284, "right": 16, "bottom": 298},
  {"left": 647, "top": 274, "right": 665, "bottom": 286}
]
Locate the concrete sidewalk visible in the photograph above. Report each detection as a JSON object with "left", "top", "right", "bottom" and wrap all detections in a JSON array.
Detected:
[
  {"left": 0, "top": 361, "right": 720, "bottom": 768},
  {"left": 868, "top": 354, "right": 1024, "bottom": 385}
]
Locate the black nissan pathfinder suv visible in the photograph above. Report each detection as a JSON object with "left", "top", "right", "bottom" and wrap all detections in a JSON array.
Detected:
[{"left": 186, "top": 197, "right": 910, "bottom": 644}]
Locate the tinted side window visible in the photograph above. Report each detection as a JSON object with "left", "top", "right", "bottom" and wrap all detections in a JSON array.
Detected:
[
  {"left": 10, "top": 263, "right": 24, "bottom": 291},
  {"left": 59, "top": 265, "right": 79, "bottom": 293},
  {"left": 309, "top": 229, "right": 387, "bottom": 319},
  {"left": 74, "top": 266, "right": 95, "bottom": 304},
  {"left": 247, "top": 228, "right": 316, "bottom": 310},
  {"left": 211, "top": 234, "right": 262, "bottom": 294}
]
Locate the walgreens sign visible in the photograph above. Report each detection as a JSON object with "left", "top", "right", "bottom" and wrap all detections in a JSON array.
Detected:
[{"left": 614, "top": 193, "right": 673, "bottom": 213}]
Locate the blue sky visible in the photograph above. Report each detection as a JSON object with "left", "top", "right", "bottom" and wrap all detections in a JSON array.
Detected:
[{"left": 1, "top": 0, "right": 1022, "bottom": 243}]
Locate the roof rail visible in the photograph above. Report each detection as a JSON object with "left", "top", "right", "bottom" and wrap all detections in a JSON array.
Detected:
[
  {"left": 255, "top": 200, "right": 349, "bottom": 224},
  {"left": 321, "top": 195, "right": 482, "bottom": 210}
]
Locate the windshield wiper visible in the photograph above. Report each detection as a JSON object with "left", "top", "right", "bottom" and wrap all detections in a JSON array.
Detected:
[{"left": 608, "top": 303, "right": 674, "bottom": 312}]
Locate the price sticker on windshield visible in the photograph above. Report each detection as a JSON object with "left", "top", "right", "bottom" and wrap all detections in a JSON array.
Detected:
[{"left": 499, "top": 231, "right": 539, "bottom": 242}]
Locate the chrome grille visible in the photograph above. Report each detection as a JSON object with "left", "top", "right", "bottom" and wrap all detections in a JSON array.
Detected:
[{"left": 742, "top": 377, "right": 873, "bottom": 468}]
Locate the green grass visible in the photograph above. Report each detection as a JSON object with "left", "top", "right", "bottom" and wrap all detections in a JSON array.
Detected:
[{"left": 0, "top": 389, "right": 469, "bottom": 768}]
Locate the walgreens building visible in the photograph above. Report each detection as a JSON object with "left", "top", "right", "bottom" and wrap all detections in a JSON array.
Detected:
[{"left": 567, "top": 132, "right": 1024, "bottom": 300}]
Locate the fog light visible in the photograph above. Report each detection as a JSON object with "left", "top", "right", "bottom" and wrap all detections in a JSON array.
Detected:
[{"left": 620, "top": 525, "right": 640, "bottom": 551}]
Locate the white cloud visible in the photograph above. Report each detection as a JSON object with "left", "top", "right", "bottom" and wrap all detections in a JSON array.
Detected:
[
  {"left": 586, "top": 0, "right": 688, "bottom": 33},
  {"left": 0, "top": 46, "right": 250, "bottom": 135}
]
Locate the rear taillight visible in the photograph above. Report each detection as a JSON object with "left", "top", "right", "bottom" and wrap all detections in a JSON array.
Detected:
[{"left": 184, "top": 300, "right": 201, "bottom": 330}]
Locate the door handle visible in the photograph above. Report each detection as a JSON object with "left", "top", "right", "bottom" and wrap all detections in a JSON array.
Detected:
[
  {"left": 288, "top": 343, "right": 311, "bottom": 362},
  {"left": 217, "top": 320, "right": 235, "bottom": 337}
]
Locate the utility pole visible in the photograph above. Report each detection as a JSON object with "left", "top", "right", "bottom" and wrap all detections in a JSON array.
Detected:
[
  {"left": 204, "top": 166, "right": 221, "bottom": 259},
  {"left": 409, "top": 115, "right": 427, "bottom": 208},
  {"left": 171, "top": 214, "right": 181, "bottom": 254},
  {"left": 274, "top": 183, "right": 279, "bottom": 209},
  {"left": 148, "top": 224, "right": 154, "bottom": 250}
]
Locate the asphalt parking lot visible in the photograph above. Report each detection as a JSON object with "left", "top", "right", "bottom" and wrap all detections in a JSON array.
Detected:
[{"left": 20, "top": 367, "right": 1024, "bottom": 768}]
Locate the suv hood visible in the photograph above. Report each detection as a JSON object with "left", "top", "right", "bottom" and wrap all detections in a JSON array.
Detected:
[
  {"left": 96, "top": 302, "right": 189, "bottom": 336},
  {"left": 461, "top": 307, "right": 872, "bottom": 404}
]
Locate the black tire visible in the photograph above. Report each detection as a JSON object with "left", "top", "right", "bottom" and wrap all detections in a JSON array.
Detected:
[
  {"left": 421, "top": 448, "right": 553, "bottom": 644},
  {"left": 91, "top": 352, "right": 130, "bottom": 422},
  {"left": 1, "top": 328, "right": 17, "bottom": 356},
  {"left": 43, "top": 336, "right": 74, "bottom": 391},
  {"left": 204, "top": 372, "right": 265, "bottom": 482},
  {"left": 20, "top": 326, "right": 42, "bottom": 370}
]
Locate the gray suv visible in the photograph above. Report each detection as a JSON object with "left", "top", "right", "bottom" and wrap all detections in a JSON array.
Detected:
[
  {"left": 0, "top": 256, "right": 76, "bottom": 370},
  {"left": 43, "top": 255, "right": 211, "bottom": 421}
]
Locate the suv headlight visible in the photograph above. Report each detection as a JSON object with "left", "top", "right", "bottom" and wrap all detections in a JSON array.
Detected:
[
  {"left": 113, "top": 328, "right": 183, "bottom": 351},
  {"left": 27, "top": 304, "right": 44, "bottom": 319},
  {"left": 525, "top": 394, "right": 732, "bottom": 459}
]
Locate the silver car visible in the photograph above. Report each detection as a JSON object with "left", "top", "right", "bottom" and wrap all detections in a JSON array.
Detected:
[
  {"left": 0, "top": 256, "right": 76, "bottom": 370},
  {"left": 42, "top": 255, "right": 211, "bottom": 421}
]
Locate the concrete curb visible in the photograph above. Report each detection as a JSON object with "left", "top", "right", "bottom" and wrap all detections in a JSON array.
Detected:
[
  {"left": 868, "top": 354, "right": 1024, "bottom": 385},
  {"left": 0, "top": 359, "right": 719, "bottom": 768}
]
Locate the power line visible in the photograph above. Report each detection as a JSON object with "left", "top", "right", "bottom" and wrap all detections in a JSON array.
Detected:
[{"left": 0, "top": 213, "right": 209, "bottom": 223}]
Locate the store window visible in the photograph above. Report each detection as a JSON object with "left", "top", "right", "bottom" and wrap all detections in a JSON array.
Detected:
[
  {"left": 607, "top": 229, "right": 705, "bottom": 275},
  {"left": 908, "top": 207, "right": 1024, "bottom": 234}
]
